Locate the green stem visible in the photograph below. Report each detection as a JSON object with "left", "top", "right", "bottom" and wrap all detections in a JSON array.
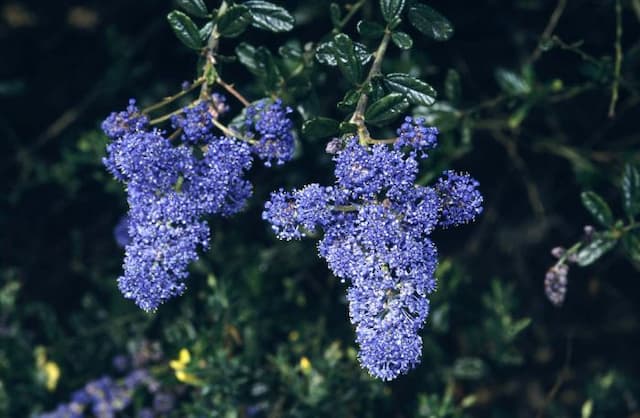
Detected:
[
  {"left": 150, "top": 104, "right": 198, "bottom": 125},
  {"left": 210, "top": 118, "right": 256, "bottom": 144},
  {"left": 142, "top": 77, "right": 205, "bottom": 114},
  {"left": 608, "top": 0, "right": 623, "bottom": 118},
  {"left": 349, "top": 29, "right": 392, "bottom": 144},
  {"left": 199, "top": 1, "right": 227, "bottom": 100}
]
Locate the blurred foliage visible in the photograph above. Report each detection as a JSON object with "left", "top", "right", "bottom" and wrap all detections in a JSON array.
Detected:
[{"left": 1, "top": 0, "right": 640, "bottom": 417}]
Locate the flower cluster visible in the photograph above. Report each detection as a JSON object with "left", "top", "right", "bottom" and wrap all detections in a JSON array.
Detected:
[
  {"left": 103, "top": 95, "right": 294, "bottom": 311},
  {"left": 242, "top": 98, "right": 295, "bottom": 167},
  {"left": 39, "top": 345, "right": 174, "bottom": 418},
  {"left": 39, "top": 373, "right": 151, "bottom": 418},
  {"left": 263, "top": 124, "right": 483, "bottom": 381}
]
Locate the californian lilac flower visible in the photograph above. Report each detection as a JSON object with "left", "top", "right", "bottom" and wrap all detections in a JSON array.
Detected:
[
  {"left": 395, "top": 116, "right": 438, "bottom": 158},
  {"left": 436, "top": 170, "right": 483, "bottom": 227},
  {"left": 545, "top": 263, "right": 568, "bottom": 306},
  {"left": 113, "top": 215, "right": 131, "bottom": 248},
  {"left": 102, "top": 99, "right": 148, "bottom": 141},
  {"left": 103, "top": 97, "right": 271, "bottom": 311},
  {"left": 262, "top": 189, "right": 301, "bottom": 240},
  {"left": 244, "top": 98, "right": 295, "bottom": 166},
  {"left": 171, "top": 101, "right": 216, "bottom": 145},
  {"left": 39, "top": 355, "right": 163, "bottom": 418},
  {"left": 211, "top": 93, "right": 229, "bottom": 117},
  {"left": 263, "top": 118, "right": 482, "bottom": 381}
]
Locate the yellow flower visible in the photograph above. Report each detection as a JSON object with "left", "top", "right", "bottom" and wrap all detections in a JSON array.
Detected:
[
  {"left": 299, "top": 356, "right": 312, "bottom": 374},
  {"left": 169, "top": 348, "right": 201, "bottom": 385},
  {"left": 34, "top": 346, "right": 60, "bottom": 391},
  {"left": 44, "top": 362, "right": 60, "bottom": 391}
]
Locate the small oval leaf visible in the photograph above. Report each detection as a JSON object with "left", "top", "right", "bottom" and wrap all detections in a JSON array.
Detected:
[
  {"left": 391, "top": 31, "right": 413, "bottom": 49},
  {"left": 244, "top": 0, "right": 295, "bottom": 32},
  {"left": 383, "top": 73, "right": 437, "bottom": 106},
  {"left": 622, "top": 163, "right": 640, "bottom": 218},
  {"left": 167, "top": 10, "right": 203, "bottom": 50},
  {"left": 408, "top": 3, "right": 454, "bottom": 41},
  {"left": 176, "top": 0, "right": 209, "bottom": 18},
  {"left": 581, "top": 191, "right": 614, "bottom": 227},
  {"left": 302, "top": 118, "right": 340, "bottom": 140},
  {"left": 380, "top": 0, "right": 406, "bottom": 23},
  {"left": 218, "top": 5, "right": 252, "bottom": 38},
  {"left": 575, "top": 236, "right": 617, "bottom": 266},
  {"left": 365, "top": 93, "right": 410, "bottom": 125}
]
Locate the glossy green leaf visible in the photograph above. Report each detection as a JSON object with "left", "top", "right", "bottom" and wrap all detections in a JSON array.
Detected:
[
  {"left": 217, "top": 5, "right": 252, "bottom": 37},
  {"left": 199, "top": 21, "right": 214, "bottom": 42},
  {"left": 581, "top": 191, "right": 614, "bottom": 227},
  {"left": 331, "top": 34, "right": 363, "bottom": 84},
  {"left": 391, "top": 31, "right": 413, "bottom": 49},
  {"left": 622, "top": 163, "right": 640, "bottom": 218},
  {"left": 339, "top": 121, "right": 358, "bottom": 134},
  {"left": 330, "top": 3, "right": 342, "bottom": 27},
  {"left": 495, "top": 68, "right": 531, "bottom": 95},
  {"left": 407, "top": 3, "right": 454, "bottom": 41},
  {"left": 622, "top": 231, "right": 640, "bottom": 263},
  {"left": 575, "top": 236, "right": 617, "bottom": 266},
  {"left": 380, "top": 0, "right": 406, "bottom": 23},
  {"left": 167, "top": 10, "right": 203, "bottom": 50},
  {"left": 365, "top": 93, "right": 409, "bottom": 125},
  {"left": 244, "top": 0, "right": 294, "bottom": 32},
  {"left": 236, "top": 43, "right": 263, "bottom": 76},
  {"left": 383, "top": 73, "right": 437, "bottom": 106},
  {"left": 445, "top": 68, "right": 461, "bottom": 104},
  {"left": 315, "top": 41, "right": 371, "bottom": 67},
  {"left": 176, "top": 0, "right": 208, "bottom": 18},
  {"left": 357, "top": 20, "right": 385, "bottom": 39},
  {"left": 302, "top": 118, "right": 340, "bottom": 140}
]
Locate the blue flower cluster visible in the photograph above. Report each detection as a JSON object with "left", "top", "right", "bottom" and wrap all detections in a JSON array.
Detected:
[
  {"left": 242, "top": 98, "right": 295, "bottom": 167},
  {"left": 39, "top": 370, "right": 157, "bottom": 418},
  {"left": 103, "top": 96, "right": 294, "bottom": 311},
  {"left": 263, "top": 119, "right": 483, "bottom": 381}
]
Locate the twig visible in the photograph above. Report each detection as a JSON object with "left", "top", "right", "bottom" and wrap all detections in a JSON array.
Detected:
[
  {"left": 528, "top": 0, "right": 568, "bottom": 63},
  {"left": 608, "top": 0, "right": 623, "bottom": 118},
  {"left": 333, "top": 0, "right": 368, "bottom": 34},
  {"left": 216, "top": 78, "right": 250, "bottom": 107},
  {"left": 349, "top": 29, "right": 392, "bottom": 144},
  {"left": 142, "top": 77, "right": 205, "bottom": 113}
]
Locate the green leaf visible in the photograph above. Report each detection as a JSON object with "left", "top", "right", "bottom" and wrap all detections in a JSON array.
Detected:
[
  {"left": 581, "top": 191, "right": 614, "bottom": 227},
  {"left": 357, "top": 20, "right": 385, "bottom": 39},
  {"left": 217, "top": 5, "right": 252, "bottom": 37},
  {"left": 339, "top": 121, "right": 358, "bottom": 134},
  {"left": 330, "top": 3, "right": 342, "bottom": 27},
  {"left": 622, "top": 231, "right": 640, "bottom": 263},
  {"left": 407, "top": 3, "right": 454, "bottom": 41},
  {"left": 622, "top": 163, "right": 640, "bottom": 218},
  {"left": 176, "top": 0, "right": 209, "bottom": 18},
  {"left": 383, "top": 73, "right": 437, "bottom": 106},
  {"left": 236, "top": 43, "right": 263, "bottom": 76},
  {"left": 199, "top": 21, "right": 214, "bottom": 42},
  {"left": 365, "top": 93, "right": 409, "bottom": 125},
  {"left": 302, "top": 118, "right": 340, "bottom": 140},
  {"left": 244, "top": 0, "right": 295, "bottom": 32},
  {"left": 495, "top": 68, "right": 531, "bottom": 95},
  {"left": 445, "top": 69, "right": 461, "bottom": 104},
  {"left": 337, "top": 89, "right": 360, "bottom": 111},
  {"left": 380, "top": 0, "right": 406, "bottom": 23},
  {"left": 315, "top": 41, "right": 371, "bottom": 67},
  {"left": 575, "top": 236, "right": 617, "bottom": 266},
  {"left": 331, "top": 34, "right": 363, "bottom": 84},
  {"left": 167, "top": 11, "right": 203, "bottom": 50},
  {"left": 391, "top": 31, "right": 413, "bottom": 49}
]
